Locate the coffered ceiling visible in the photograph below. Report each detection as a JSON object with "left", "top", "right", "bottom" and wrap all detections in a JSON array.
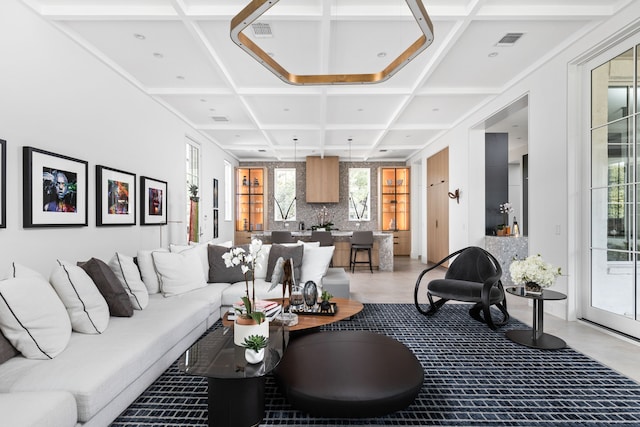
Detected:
[{"left": 20, "top": 0, "right": 632, "bottom": 161}]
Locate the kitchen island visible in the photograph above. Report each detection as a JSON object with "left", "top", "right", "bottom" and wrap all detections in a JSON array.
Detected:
[{"left": 251, "top": 231, "right": 394, "bottom": 271}]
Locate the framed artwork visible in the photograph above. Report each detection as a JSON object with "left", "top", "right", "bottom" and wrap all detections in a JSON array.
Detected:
[
  {"left": 96, "top": 165, "right": 136, "bottom": 226},
  {"left": 213, "top": 178, "right": 219, "bottom": 209},
  {"left": 213, "top": 209, "right": 219, "bottom": 238},
  {"left": 0, "top": 139, "right": 5, "bottom": 228},
  {"left": 140, "top": 176, "right": 167, "bottom": 225},
  {"left": 23, "top": 146, "right": 88, "bottom": 228}
]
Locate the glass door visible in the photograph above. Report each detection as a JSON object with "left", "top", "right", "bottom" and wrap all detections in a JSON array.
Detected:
[{"left": 585, "top": 41, "right": 640, "bottom": 338}]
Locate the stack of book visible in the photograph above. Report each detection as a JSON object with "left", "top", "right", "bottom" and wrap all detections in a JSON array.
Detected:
[{"left": 227, "top": 299, "right": 282, "bottom": 321}]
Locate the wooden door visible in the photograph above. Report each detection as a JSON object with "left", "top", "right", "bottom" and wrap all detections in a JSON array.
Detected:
[{"left": 427, "top": 148, "right": 449, "bottom": 264}]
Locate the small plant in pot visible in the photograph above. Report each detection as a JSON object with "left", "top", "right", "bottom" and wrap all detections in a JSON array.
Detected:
[
  {"left": 319, "top": 290, "right": 333, "bottom": 313},
  {"left": 242, "top": 334, "right": 268, "bottom": 364}
]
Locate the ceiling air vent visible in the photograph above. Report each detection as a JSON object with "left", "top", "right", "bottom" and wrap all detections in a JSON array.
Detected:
[
  {"left": 251, "top": 22, "right": 272, "bottom": 38},
  {"left": 211, "top": 116, "right": 229, "bottom": 122},
  {"left": 496, "top": 33, "right": 524, "bottom": 46}
]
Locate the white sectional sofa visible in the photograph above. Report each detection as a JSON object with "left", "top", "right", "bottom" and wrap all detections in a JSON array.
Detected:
[{"left": 0, "top": 239, "right": 348, "bottom": 427}]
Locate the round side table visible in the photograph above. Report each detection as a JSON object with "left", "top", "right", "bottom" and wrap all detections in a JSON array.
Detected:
[{"left": 505, "top": 286, "right": 567, "bottom": 350}]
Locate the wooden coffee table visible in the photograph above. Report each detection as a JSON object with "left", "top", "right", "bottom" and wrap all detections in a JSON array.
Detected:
[{"left": 223, "top": 297, "right": 364, "bottom": 332}]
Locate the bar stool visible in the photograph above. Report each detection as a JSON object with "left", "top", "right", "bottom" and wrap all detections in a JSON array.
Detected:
[
  {"left": 311, "top": 230, "right": 334, "bottom": 267},
  {"left": 271, "top": 231, "right": 295, "bottom": 244},
  {"left": 350, "top": 231, "right": 373, "bottom": 273}
]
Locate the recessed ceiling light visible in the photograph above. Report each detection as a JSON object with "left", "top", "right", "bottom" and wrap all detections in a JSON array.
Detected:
[
  {"left": 235, "top": 134, "right": 241, "bottom": 138},
  {"left": 432, "top": 108, "right": 440, "bottom": 112},
  {"left": 209, "top": 108, "right": 216, "bottom": 111},
  {"left": 512, "top": 124, "right": 519, "bottom": 127},
  {"left": 176, "top": 75, "right": 185, "bottom": 80},
  {"left": 488, "top": 52, "right": 499, "bottom": 57},
  {"left": 133, "top": 33, "right": 146, "bottom": 40},
  {"left": 377, "top": 52, "right": 387, "bottom": 58},
  {"left": 357, "top": 108, "right": 364, "bottom": 112},
  {"left": 153, "top": 52, "right": 163, "bottom": 59},
  {"left": 258, "top": 149, "right": 266, "bottom": 152},
  {"left": 379, "top": 149, "right": 388, "bottom": 152},
  {"left": 284, "top": 108, "right": 290, "bottom": 112},
  {"left": 200, "top": 99, "right": 207, "bottom": 103}
]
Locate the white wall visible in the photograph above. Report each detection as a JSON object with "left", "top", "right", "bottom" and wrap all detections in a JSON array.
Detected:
[
  {"left": 408, "top": 1, "right": 640, "bottom": 320},
  {"left": 0, "top": 0, "right": 236, "bottom": 276}
]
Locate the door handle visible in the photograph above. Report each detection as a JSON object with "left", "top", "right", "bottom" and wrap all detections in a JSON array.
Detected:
[{"left": 436, "top": 219, "right": 438, "bottom": 228}]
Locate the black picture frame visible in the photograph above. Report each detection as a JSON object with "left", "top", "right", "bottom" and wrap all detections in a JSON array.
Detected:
[
  {"left": 0, "top": 139, "right": 5, "bottom": 228},
  {"left": 140, "top": 176, "right": 167, "bottom": 225},
  {"left": 96, "top": 165, "right": 136, "bottom": 226},
  {"left": 23, "top": 146, "right": 88, "bottom": 228},
  {"left": 213, "top": 209, "right": 219, "bottom": 238},
  {"left": 213, "top": 178, "right": 219, "bottom": 209}
]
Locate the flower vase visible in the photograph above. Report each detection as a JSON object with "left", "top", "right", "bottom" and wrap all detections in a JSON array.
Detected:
[
  {"left": 245, "top": 348, "right": 265, "bottom": 364},
  {"left": 234, "top": 317, "right": 269, "bottom": 346},
  {"left": 525, "top": 282, "right": 542, "bottom": 294}
]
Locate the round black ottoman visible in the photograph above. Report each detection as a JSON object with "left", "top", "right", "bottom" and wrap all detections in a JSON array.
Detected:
[{"left": 274, "top": 330, "right": 424, "bottom": 418}]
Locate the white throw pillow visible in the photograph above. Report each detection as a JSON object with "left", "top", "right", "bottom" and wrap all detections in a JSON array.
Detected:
[
  {"left": 109, "top": 253, "right": 149, "bottom": 310},
  {"left": 253, "top": 244, "right": 271, "bottom": 280},
  {"left": 297, "top": 240, "right": 320, "bottom": 248},
  {"left": 300, "top": 246, "right": 335, "bottom": 286},
  {"left": 170, "top": 242, "right": 209, "bottom": 283},
  {"left": 152, "top": 250, "right": 207, "bottom": 297},
  {"left": 49, "top": 261, "right": 110, "bottom": 334},
  {"left": 1, "top": 262, "right": 47, "bottom": 281},
  {"left": 0, "top": 277, "right": 71, "bottom": 359},
  {"left": 137, "top": 248, "right": 169, "bottom": 294}
]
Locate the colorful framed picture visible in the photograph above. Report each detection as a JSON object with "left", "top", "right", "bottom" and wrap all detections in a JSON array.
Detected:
[
  {"left": 96, "top": 165, "right": 136, "bottom": 226},
  {"left": 23, "top": 146, "right": 88, "bottom": 228},
  {"left": 213, "top": 178, "right": 219, "bottom": 209},
  {"left": 140, "top": 176, "right": 167, "bottom": 225}
]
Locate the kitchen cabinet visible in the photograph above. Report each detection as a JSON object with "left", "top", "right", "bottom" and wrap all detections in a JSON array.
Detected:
[
  {"left": 235, "top": 168, "right": 266, "bottom": 244},
  {"left": 306, "top": 156, "right": 339, "bottom": 203},
  {"left": 380, "top": 167, "right": 410, "bottom": 256}
]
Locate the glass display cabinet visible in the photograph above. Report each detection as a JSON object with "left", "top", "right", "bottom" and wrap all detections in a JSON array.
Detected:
[{"left": 235, "top": 168, "right": 266, "bottom": 243}]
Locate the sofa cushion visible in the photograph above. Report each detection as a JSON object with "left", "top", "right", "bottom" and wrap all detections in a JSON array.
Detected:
[
  {"left": 208, "top": 244, "right": 249, "bottom": 283},
  {"left": 0, "top": 391, "right": 78, "bottom": 427},
  {"left": 0, "top": 277, "right": 71, "bottom": 359},
  {"left": 266, "top": 244, "right": 303, "bottom": 283},
  {"left": 220, "top": 278, "right": 288, "bottom": 307},
  {"left": 50, "top": 261, "right": 110, "bottom": 334},
  {"left": 108, "top": 253, "right": 149, "bottom": 310},
  {"left": 300, "top": 245, "right": 335, "bottom": 286},
  {"left": 152, "top": 250, "right": 207, "bottom": 297},
  {"left": 136, "top": 248, "right": 169, "bottom": 294},
  {"left": 78, "top": 258, "right": 134, "bottom": 317},
  {"left": 0, "top": 284, "right": 224, "bottom": 423}
]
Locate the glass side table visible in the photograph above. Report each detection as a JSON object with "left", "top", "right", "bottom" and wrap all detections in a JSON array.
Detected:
[
  {"left": 179, "top": 324, "right": 288, "bottom": 427},
  {"left": 505, "top": 286, "right": 567, "bottom": 350}
]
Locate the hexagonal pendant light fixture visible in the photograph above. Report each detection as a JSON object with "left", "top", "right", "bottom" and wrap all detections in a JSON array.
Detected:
[{"left": 230, "top": 0, "right": 434, "bottom": 85}]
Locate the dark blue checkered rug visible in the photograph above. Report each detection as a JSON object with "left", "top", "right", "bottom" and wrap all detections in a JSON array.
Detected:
[{"left": 111, "top": 303, "right": 640, "bottom": 426}]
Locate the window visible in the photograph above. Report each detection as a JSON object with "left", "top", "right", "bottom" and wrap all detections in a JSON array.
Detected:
[
  {"left": 224, "top": 160, "right": 232, "bottom": 221},
  {"left": 348, "top": 168, "right": 370, "bottom": 221},
  {"left": 274, "top": 168, "right": 296, "bottom": 221}
]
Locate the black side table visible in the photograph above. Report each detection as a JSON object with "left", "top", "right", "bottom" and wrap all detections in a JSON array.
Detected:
[
  {"left": 505, "top": 286, "right": 567, "bottom": 350},
  {"left": 179, "top": 325, "right": 288, "bottom": 427}
]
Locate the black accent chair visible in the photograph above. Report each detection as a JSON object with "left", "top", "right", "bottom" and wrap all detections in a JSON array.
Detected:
[
  {"left": 271, "top": 231, "right": 295, "bottom": 244},
  {"left": 413, "top": 246, "right": 509, "bottom": 330}
]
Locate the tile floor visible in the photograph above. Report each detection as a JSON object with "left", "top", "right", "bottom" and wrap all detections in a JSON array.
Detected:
[{"left": 349, "top": 256, "right": 640, "bottom": 384}]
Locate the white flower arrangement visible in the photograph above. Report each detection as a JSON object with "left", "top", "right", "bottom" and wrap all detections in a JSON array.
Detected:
[
  {"left": 499, "top": 202, "right": 514, "bottom": 225},
  {"left": 509, "top": 254, "right": 561, "bottom": 288},
  {"left": 222, "top": 239, "right": 264, "bottom": 321}
]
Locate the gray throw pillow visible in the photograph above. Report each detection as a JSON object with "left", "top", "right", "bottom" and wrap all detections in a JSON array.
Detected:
[
  {"left": 0, "top": 330, "right": 18, "bottom": 364},
  {"left": 265, "top": 244, "right": 303, "bottom": 283},
  {"left": 78, "top": 258, "right": 134, "bottom": 317},
  {"left": 208, "top": 244, "right": 249, "bottom": 283}
]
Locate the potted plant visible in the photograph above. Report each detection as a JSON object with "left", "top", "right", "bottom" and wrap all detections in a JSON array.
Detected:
[
  {"left": 222, "top": 240, "right": 269, "bottom": 345},
  {"left": 241, "top": 334, "right": 268, "bottom": 364},
  {"left": 319, "top": 290, "right": 333, "bottom": 313}
]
